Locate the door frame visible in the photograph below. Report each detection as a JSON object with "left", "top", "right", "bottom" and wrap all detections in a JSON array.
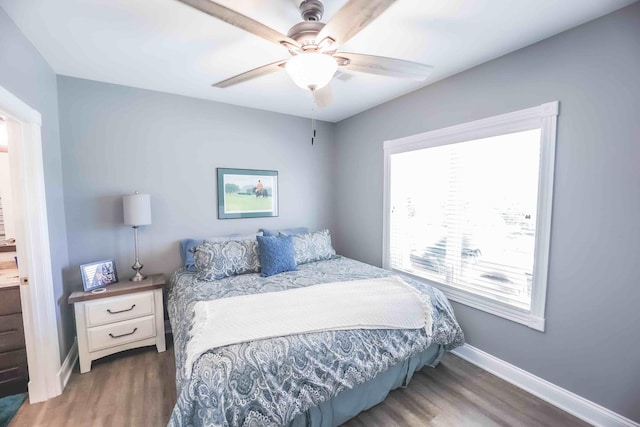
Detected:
[{"left": 0, "top": 84, "right": 62, "bottom": 403}]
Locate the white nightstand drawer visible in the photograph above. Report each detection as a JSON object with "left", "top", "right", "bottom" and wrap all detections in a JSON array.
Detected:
[
  {"left": 86, "top": 292, "right": 154, "bottom": 327},
  {"left": 88, "top": 315, "right": 156, "bottom": 352}
]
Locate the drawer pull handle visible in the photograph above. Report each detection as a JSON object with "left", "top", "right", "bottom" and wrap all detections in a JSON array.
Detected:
[
  {"left": 109, "top": 328, "right": 138, "bottom": 339},
  {"left": 107, "top": 304, "right": 136, "bottom": 314},
  {"left": 0, "top": 329, "right": 17, "bottom": 337},
  {"left": 0, "top": 377, "right": 24, "bottom": 385},
  {"left": 0, "top": 366, "right": 19, "bottom": 375}
]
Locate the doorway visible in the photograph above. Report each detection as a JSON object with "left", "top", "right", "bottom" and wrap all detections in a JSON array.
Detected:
[
  {"left": 0, "top": 85, "right": 62, "bottom": 405},
  {"left": 0, "top": 117, "right": 28, "bottom": 401}
]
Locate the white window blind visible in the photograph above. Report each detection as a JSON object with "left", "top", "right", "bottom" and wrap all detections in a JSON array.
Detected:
[
  {"left": 383, "top": 102, "right": 558, "bottom": 330},
  {"left": 389, "top": 129, "right": 540, "bottom": 310}
]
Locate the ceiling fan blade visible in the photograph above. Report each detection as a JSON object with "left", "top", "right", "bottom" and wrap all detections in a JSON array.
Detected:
[
  {"left": 213, "top": 60, "right": 288, "bottom": 88},
  {"left": 177, "top": 0, "right": 300, "bottom": 50},
  {"left": 312, "top": 84, "right": 333, "bottom": 108},
  {"left": 316, "top": 0, "right": 396, "bottom": 49},
  {"left": 338, "top": 52, "right": 433, "bottom": 80}
]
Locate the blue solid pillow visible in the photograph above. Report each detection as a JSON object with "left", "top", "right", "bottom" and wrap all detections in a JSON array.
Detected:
[
  {"left": 180, "top": 239, "right": 202, "bottom": 272},
  {"left": 262, "top": 227, "right": 309, "bottom": 237},
  {"left": 256, "top": 235, "right": 297, "bottom": 277}
]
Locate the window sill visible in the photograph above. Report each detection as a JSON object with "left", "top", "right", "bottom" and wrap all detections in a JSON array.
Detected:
[{"left": 392, "top": 268, "right": 546, "bottom": 332}]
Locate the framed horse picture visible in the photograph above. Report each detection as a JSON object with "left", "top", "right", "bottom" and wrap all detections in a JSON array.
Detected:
[{"left": 217, "top": 168, "right": 279, "bottom": 219}]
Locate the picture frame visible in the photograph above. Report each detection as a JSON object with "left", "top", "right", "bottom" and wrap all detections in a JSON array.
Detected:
[
  {"left": 217, "top": 168, "right": 279, "bottom": 219},
  {"left": 80, "top": 259, "right": 119, "bottom": 292}
]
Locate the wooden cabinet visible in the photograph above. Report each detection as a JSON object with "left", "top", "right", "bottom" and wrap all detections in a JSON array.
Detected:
[
  {"left": 0, "top": 285, "right": 28, "bottom": 397},
  {"left": 68, "top": 274, "right": 166, "bottom": 373}
]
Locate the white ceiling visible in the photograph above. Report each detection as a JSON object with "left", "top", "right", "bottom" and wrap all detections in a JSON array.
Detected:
[{"left": 1, "top": 0, "right": 635, "bottom": 122}]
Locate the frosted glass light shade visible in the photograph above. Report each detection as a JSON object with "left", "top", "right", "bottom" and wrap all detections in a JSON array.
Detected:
[
  {"left": 123, "top": 193, "right": 151, "bottom": 226},
  {"left": 285, "top": 52, "right": 337, "bottom": 91}
]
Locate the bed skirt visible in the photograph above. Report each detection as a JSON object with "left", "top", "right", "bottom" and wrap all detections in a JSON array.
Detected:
[{"left": 289, "top": 344, "right": 446, "bottom": 426}]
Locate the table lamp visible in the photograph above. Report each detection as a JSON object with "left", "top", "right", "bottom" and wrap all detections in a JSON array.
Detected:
[{"left": 123, "top": 192, "right": 151, "bottom": 281}]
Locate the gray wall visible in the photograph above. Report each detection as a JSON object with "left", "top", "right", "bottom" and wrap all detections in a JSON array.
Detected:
[
  {"left": 0, "top": 8, "right": 72, "bottom": 359},
  {"left": 333, "top": 3, "right": 640, "bottom": 422},
  {"left": 57, "top": 77, "right": 335, "bottom": 290}
]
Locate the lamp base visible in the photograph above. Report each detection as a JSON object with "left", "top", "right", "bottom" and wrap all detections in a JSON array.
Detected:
[
  {"left": 130, "top": 260, "right": 146, "bottom": 282},
  {"left": 130, "top": 271, "right": 147, "bottom": 282}
]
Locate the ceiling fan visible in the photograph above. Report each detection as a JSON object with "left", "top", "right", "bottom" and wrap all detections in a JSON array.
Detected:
[{"left": 177, "top": 0, "right": 433, "bottom": 107}]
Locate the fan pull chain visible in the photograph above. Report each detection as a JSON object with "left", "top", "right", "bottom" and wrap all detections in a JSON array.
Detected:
[
  {"left": 311, "top": 117, "right": 317, "bottom": 145},
  {"left": 310, "top": 97, "right": 317, "bottom": 146}
]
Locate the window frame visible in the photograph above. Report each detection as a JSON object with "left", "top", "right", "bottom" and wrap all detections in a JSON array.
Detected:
[{"left": 383, "top": 101, "right": 558, "bottom": 332}]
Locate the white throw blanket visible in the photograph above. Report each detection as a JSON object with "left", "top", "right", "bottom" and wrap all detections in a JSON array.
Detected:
[{"left": 185, "top": 276, "right": 432, "bottom": 377}]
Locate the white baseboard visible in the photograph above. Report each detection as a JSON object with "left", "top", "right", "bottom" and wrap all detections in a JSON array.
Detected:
[
  {"left": 451, "top": 344, "right": 639, "bottom": 427},
  {"left": 57, "top": 337, "right": 78, "bottom": 392}
]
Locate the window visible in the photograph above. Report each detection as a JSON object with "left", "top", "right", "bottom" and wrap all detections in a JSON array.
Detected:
[
  {"left": 0, "top": 118, "right": 9, "bottom": 246},
  {"left": 0, "top": 118, "right": 7, "bottom": 152},
  {"left": 383, "top": 102, "right": 558, "bottom": 331}
]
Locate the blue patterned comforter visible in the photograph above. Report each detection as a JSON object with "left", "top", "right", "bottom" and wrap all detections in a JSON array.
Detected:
[{"left": 167, "top": 257, "right": 464, "bottom": 427}]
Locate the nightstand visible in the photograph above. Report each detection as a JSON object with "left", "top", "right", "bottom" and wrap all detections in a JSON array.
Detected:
[
  {"left": 0, "top": 284, "right": 28, "bottom": 397},
  {"left": 68, "top": 274, "right": 166, "bottom": 373}
]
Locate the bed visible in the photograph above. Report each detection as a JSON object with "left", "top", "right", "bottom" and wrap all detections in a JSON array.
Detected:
[{"left": 167, "top": 252, "right": 464, "bottom": 427}]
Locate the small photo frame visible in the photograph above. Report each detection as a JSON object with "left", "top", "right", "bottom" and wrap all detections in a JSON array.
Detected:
[{"left": 80, "top": 259, "right": 119, "bottom": 292}]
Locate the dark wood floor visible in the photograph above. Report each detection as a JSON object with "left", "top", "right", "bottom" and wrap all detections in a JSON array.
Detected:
[{"left": 9, "top": 339, "right": 589, "bottom": 427}]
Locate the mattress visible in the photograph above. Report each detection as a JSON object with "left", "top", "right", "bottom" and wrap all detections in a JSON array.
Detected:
[{"left": 167, "top": 256, "right": 464, "bottom": 426}]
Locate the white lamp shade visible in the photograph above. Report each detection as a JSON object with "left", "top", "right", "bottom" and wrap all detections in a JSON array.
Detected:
[
  {"left": 285, "top": 52, "right": 337, "bottom": 91},
  {"left": 123, "top": 193, "right": 151, "bottom": 226}
]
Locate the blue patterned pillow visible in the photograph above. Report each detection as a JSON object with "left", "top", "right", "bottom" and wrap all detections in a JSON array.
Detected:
[
  {"left": 193, "top": 238, "right": 261, "bottom": 281},
  {"left": 289, "top": 229, "right": 337, "bottom": 265},
  {"left": 181, "top": 233, "right": 261, "bottom": 271},
  {"left": 262, "top": 227, "right": 308, "bottom": 237},
  {"left": 256, "top": 235, "right": 297, "bottom": 277}
]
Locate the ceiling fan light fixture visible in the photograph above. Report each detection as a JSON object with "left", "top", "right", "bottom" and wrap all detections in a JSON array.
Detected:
[{"left": 285, "top": 52, "right": 337, "bottom": 91}]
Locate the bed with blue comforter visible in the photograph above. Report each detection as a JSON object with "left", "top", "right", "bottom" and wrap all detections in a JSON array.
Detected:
[{"left": 167, "top": 256, "right": 464, "bottom": 427}]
